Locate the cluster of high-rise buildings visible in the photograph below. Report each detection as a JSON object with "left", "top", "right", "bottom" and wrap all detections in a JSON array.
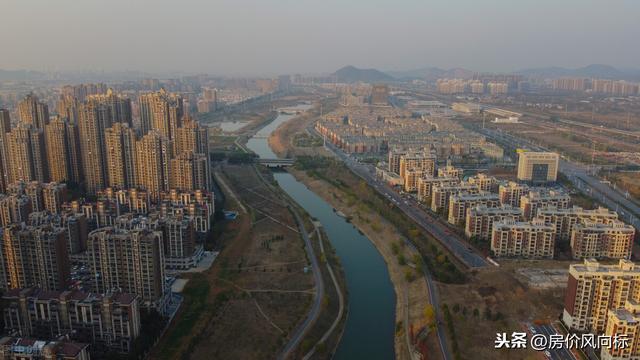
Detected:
[
  {"left": 436, "top": 79, "right": 509, "bottom": 95},
  {"left": 0, "top": 89, "right": 210, "bottom": 198},
  {"left": 380, "top": 150, "right": 635, "bottom": 260},
  {"left": 552, "top": 78, "right": 640, "bottom": 96},
  {"left": 0, "top": 87, "right": 215, "bottom": 356},
  {"left": 0, "top": 184, "right": 213, "bottom": 355}
]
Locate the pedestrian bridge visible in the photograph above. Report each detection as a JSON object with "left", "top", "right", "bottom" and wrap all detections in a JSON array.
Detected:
[{"left": 258, "top": 158, "right": 295, "bottom": 167}]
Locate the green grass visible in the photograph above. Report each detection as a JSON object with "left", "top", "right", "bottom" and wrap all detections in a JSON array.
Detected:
[{"left": 159, "top": 274, "right": 211, "bottom": 359}]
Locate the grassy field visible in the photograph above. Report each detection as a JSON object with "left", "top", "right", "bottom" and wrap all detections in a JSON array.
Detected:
[{"left": 151, "top": 164, "right": 316, "bottom": 360}]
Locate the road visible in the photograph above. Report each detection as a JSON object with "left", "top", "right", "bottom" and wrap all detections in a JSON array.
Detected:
[
  {"left": 477, "top": 127, "right": 640, "bottom": 229},
  {"left": 315, "top": 128, "right": 487, "bottom": 268},
  {"left": 278, "top": 207, "right": 325, "bottom": 360},
  {"left": 302, "top": 225, "right": 345, "bottom": 360},
  {"left": 393, "top": 198, "right": 453, "bottom": 360},
  {"left": 529, "top": 323, "right": 578, "bottom": 360},
  {"left": 312, "top": 127, "right": 459, "bottom": 359}
]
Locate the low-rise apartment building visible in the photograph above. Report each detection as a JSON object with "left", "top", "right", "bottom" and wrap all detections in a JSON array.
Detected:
[
  {"left": 465, "top": 205, "right": 523, "bottom": 240},
  {"left": 448, "top": 192, "right": 500, "bottom": 226},
  {"left": 601, "top": 300, "right": 640, "bottom": 360},
  {"left": 536, "top": 206, "right": 619, "bottom": 241},
  {"left": 2, "top": 287, "right": 140, "bottom": 354},
  {"left": 490, "top": 219, "right": 556, "bottom": 259},
  {"left": 520, "top": 189, "right": 571, "bottom": 220},
  {"left": 563, "top": 259, "right": 640, "bottom": 334},
  {"left": 498, "top": 181, "right": 529, "bottom": 207},
  {"left": 416, "top": 176, "right": 459, "bottom": 203},
  {"left": 570, "top": 221, "right": 635, "bottom": 260},
  {"left": 431, "top": 183, "right": 479, "bottom": 214}
]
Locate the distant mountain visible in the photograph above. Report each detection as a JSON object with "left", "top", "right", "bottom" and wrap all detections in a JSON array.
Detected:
[
  {"left": 0, "top": 69, "right": 47, "bottom": 81},
  {"left": 387, "top": 67, "right": 474, "bottom": 81},
  {"left": 516, "top": 64, "right": 640, "bottom": 80},
  {"left": 332, "top": 65, "right": 395, "bottom": 83}
]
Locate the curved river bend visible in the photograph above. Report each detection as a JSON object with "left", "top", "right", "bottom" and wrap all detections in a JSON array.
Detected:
[{"left": 246, "top": 107, "right": 395, "bottom": 359}]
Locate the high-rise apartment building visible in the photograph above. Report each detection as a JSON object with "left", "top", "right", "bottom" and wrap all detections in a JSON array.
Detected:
[
  {"left": 0, "top": 109, "right": 11, "bottom": 193},
  {"left": 44, "top": 117, "right": 74, "bottom": 183},
  {"left": 17, "top": 94, "right": 49, "bottom": 130},
  {"left": 56, "top": 94, "right": 79, "bottom": 124},
  {"left": 28, "top": 210, "right": 88, "bottom": 255},
  {"left": 61, "top": 83, "right": 108, "bottom": 102},
  {"left": 563, "top": 259, "right": 640, "bottom": 333},
  {"left": 553, "top": 78, "right": 587, "bottom": 92},
  {"left": 517, "top": 151, "right": 559, "bottom": 184},
  {"left": 135, "top": 131, "right": 172, "bottom": 201},
  {"left": 1, "top": 223, "right": 70, "bottom": 291},
  {"left": 42, "top": 182, "right": 67, "bottom": 214},
  {"left": 0, "top": 195, "right": 32, "bottom": 227},
  {"left": 5, "top": 124, "right": 48, "bottom": 184},
  {"left": 174, "top": 119, "right": 209, "bottom": 156},
  {"left": 78, "top": 99, "right": 108, "bottom": 194},
  {"left": 163, "top": 217, "right": 199, "bottom": 269},
  {"left": 570, "top": 221, "right": 635, "bottom": 260},
  {"left": 487, "top": 82, "right": 508, "bottom": 95},
  {"left": 490, "top": 219, "right": 556, "bottom": 258},
  {"left": 160, "top": 189, "right": 214, "bottom": 233},
  {"left": 169, "top": 151, "right": 209, "bottom": 192},
  {"left": 85, "top": 89, "right": 132, "bottom": 126},
  {"left": 139, "top": 89, "right": 183, "bottom": 138},
  {"left": 104, "top": 122, "right": 137, "bottom": 189},
  {"left": 87, "top": 227, "right": 166, "bottom": 310},
  {"left": 77, "top": 90, "right": 133, "bottom": 194}
]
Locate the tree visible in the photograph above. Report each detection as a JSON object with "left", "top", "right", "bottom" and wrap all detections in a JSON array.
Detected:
[{"left": 424, "top": 304, "right": 436, "bottom": 328}]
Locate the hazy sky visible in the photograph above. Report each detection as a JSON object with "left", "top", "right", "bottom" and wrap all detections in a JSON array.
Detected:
[{"left": 2, "top": 0, "right": 639, "bottom": 76}]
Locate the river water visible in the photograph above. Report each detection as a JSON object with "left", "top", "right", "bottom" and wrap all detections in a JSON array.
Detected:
[{"left": 246, "top": 107, "right": 395, "bottom": 359}]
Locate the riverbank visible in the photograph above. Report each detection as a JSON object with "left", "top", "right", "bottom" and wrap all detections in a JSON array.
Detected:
[
  {"left": 294, "top": 168, "right": 439, "bottom": 360},
  {"left": 269, "top": 108, "right": 439, "bottom": 359},
  {"left": 271, "top": 104, "right": 572, "bottom": 360}
]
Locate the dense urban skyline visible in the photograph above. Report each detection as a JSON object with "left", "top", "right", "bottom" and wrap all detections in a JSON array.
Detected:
[{"left": 2, "top": 0, "right": 640, "bottom": 75}]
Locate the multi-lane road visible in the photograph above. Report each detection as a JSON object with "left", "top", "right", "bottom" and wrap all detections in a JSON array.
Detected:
[
  {"left": 477, "top": 127, "right": 640, "bottom": 229},
  {"left": 317, "top": 130, "right": 488, "bottom": 268},
  {"left": 528, "top": 323, "right": 578, "bottom": 360}
]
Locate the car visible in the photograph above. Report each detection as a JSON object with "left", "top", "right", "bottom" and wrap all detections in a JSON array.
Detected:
[{"left": 544, "top": 350, "right": 551, "bottom": 358}]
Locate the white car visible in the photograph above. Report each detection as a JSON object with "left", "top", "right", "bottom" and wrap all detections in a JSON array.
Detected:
[{"left": 544, "top": 350, "right": 551, "bottom": 358}]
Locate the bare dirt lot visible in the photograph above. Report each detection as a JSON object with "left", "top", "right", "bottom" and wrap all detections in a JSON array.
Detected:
[
  {"left": 153, "top": 164, "right": 314, "bottom": 360},
  {"left": 438, "top": 260, "right": 569, "bottom": 360}
]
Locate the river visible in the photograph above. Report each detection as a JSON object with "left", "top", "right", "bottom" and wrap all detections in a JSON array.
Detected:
[{"left": 246, "top": 106, "right": 396, "bottom": 359}]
